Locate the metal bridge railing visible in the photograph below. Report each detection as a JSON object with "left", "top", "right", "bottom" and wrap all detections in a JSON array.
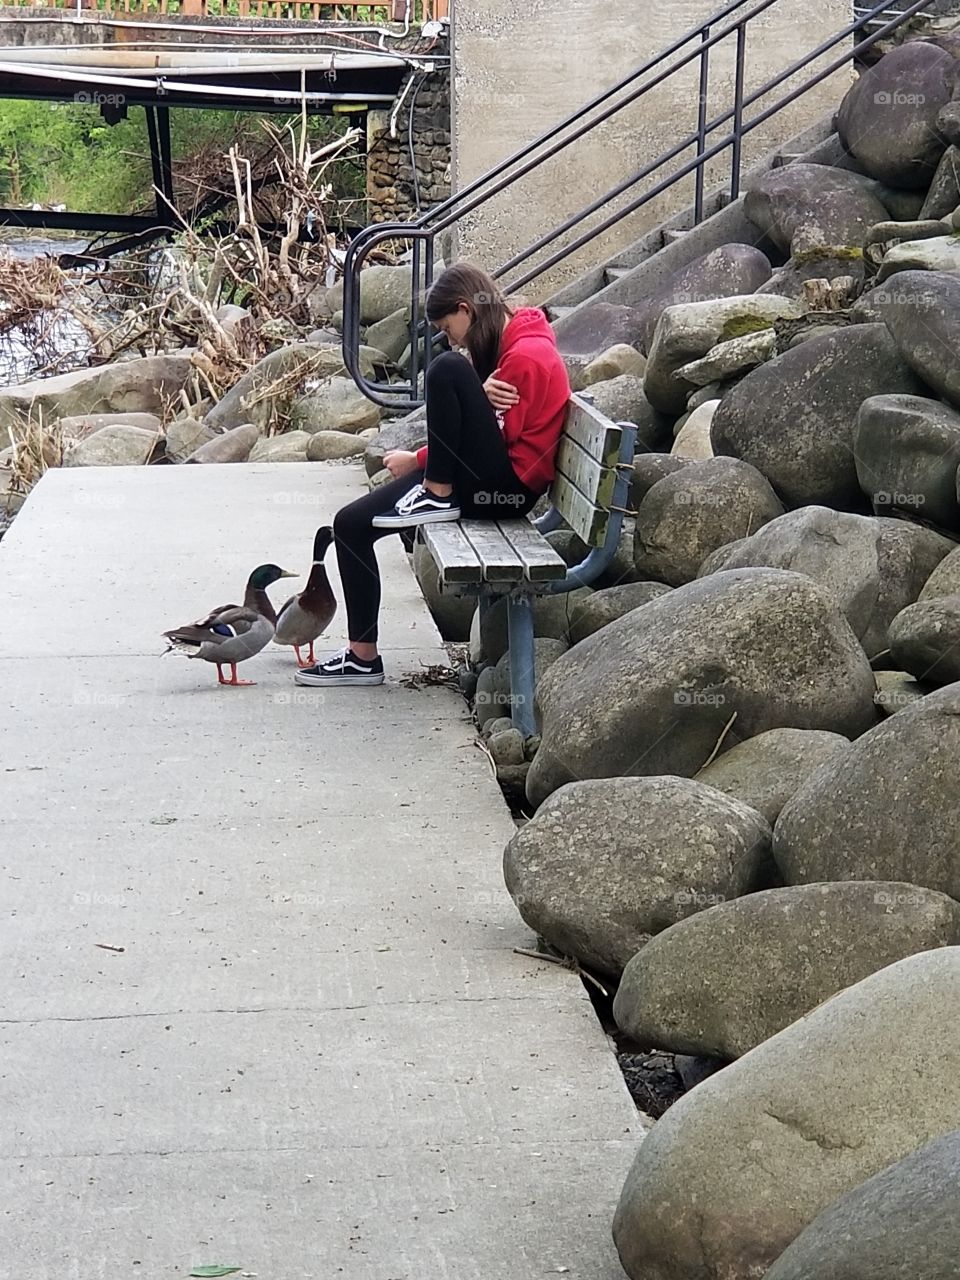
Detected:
[
  {"left": 342, "top": 0, "right": 937, "bottom": 412},
  {"left": 3, "top": 0, "right": 447, "bottom": 21}
]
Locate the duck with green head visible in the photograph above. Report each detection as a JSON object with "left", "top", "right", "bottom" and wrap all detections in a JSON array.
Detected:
[
  {"left": 274, "top": 526, "right": 337, "bottom": 668},
  {"left": 162, "top": 563, "right": 297, "bottom": 686}
]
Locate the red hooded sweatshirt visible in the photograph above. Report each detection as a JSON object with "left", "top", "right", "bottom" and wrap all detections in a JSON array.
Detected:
[{"left": 415, "top": 307, "right": 571, "bottom": 496}]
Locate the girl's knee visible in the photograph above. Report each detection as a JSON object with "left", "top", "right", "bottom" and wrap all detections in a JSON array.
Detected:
[
  {"left": 426, "top": 348, "right": 468, "bottom": 386},
  {"left": 333, "top": 501, "right": 367, "bottom": 542}
]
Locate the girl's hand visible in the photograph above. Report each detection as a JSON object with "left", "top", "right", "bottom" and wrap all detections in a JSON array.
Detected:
[
  {"left": 484, "top": 367, "right": 520, "bottom": 412},
  {"left": 383, "top": 449, "right": 421, "bottom": 478}
]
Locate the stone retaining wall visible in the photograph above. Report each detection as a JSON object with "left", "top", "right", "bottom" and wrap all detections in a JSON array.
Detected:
[{"left": 366, "top": 67, "right": 451, "bottom": 224}]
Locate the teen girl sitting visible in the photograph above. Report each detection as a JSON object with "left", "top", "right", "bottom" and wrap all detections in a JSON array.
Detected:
[{"left": 295, "top": 262, "right": 571, "bottom": 687}]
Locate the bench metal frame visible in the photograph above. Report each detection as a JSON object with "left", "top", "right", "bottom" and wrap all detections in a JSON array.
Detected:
[{"left": 420, "top": 393, "right": 637, "bottom": 738}]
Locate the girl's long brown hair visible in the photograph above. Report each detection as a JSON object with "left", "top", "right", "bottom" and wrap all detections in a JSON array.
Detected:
[{"left": 424, "top": 263, "right": 515, "bottom": 383}]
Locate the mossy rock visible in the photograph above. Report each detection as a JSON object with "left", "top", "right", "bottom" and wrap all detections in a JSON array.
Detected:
[{"left": 792, "top": 245, "right": 864, "bottom": 265}]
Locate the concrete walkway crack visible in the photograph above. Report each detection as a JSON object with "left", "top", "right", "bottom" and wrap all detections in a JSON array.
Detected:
[{"left": 0, "top": 992, "right": 566, "bottom": 1026}]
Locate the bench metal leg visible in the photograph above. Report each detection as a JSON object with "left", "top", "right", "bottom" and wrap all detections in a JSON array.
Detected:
[{"left": 506, "top": 591, "right": 536, "bottom": 738}]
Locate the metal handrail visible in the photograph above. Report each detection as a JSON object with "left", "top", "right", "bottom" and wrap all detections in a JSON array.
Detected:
[{"left": 343, "top": 0, "right": 937, "bottom": 410}]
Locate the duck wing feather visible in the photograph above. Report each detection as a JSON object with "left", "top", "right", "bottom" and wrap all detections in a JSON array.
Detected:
[{"left": 164, "top": 606, "right": 263, "bottom": 649}]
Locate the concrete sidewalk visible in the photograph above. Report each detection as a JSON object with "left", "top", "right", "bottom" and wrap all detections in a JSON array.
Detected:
[{"left": 0, "top": 462, "right": 640, "bottom": 1280}]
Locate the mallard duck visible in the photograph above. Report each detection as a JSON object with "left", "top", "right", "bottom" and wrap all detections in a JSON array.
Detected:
[
  {"left": 274, "top": 526, "right": 337, "bottom": 668},
  {"left": 162, "top": 563, "right": 297, "bottom": 686}
]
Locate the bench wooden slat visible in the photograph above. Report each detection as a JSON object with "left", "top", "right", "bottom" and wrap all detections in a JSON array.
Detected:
[
  {"left": 565, "top": 398, "right": 622, "bottom": 469},
  {"left": 420, "top": 523, "right": 483, "bottom": 584},
  {"left": 552, "top": 473, "right": 609, "bottom": 547},
  {"left": 555, "top": 434, "right": 617, "bottom": 510},
  {"left": 496, "top": 519, "right": 568, "bottom": 582},
  {"left": 460, "top": 520, "right": 524, "bottom": 582}
]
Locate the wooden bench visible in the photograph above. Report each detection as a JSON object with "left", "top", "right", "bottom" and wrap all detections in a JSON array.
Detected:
[{"left": 420, "top": 392, "right": 637, "bottom": 738}]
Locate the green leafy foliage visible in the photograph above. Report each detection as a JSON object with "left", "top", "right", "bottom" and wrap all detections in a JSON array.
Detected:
[{"left": 0, "top": 102, "right": 363, "bottom": 215}]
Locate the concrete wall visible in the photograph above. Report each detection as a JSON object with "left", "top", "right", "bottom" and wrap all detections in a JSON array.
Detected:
[{"left": 451, "top": 0, "right": 853, "bottom": 299}]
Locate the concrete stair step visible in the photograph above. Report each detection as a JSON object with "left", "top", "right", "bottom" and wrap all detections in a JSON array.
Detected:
[
  {"left": 661, "top": 227, "right": 690, "bottom": 247},
  {"left": 603, "top": 264, "right": 634, "bottom": 285},
  {"left": 772, "top": 152, "right": 805, "bottom": 168}
]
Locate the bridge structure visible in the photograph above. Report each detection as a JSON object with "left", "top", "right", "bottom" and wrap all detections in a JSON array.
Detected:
[{"left": 0, "top": 0, "right": 449, "bottom": 245}]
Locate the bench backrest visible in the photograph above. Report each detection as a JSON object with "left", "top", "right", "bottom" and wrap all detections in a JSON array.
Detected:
[{"left": 548, "top": 393, "right": 624, "bottom": 548}]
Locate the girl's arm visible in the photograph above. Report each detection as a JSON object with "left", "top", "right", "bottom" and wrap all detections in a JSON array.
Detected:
[{"left": 498, "top": 359, "right": 538, "bottom": 438}]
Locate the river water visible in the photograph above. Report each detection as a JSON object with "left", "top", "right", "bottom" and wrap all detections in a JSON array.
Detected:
[{"left": 0, "top": 236, "right": 94, "bottom": 385}]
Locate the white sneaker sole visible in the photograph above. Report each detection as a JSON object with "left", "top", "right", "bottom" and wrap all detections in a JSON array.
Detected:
[
  {"left": 294, "top": 670, "right": 385, "bottom": 686},
  {"left": 371, "top": 507, "right": 461, "bottom": 529}
]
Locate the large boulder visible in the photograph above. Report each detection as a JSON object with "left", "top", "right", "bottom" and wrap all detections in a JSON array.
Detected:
[
  {"left": 360, "top": 262, "right": 434, "bottom": 325},
  {"left": 475, "top": 639, "right": 569, "bottom": 730},
  {"left": 552, "top": 302, "right": 646, "bottom": 359},
  {"left": 582, "top": 343, "right": 647, "bottom": 384},
  {"left": 876, "top": 233, "right": 960, "bottom": 281},
  {"left": 595, "top": 516, "right": 648, "bottom": 589},
  {"left": 774, "top": 683, "right": 960, "bottom": 898},
  {"left": 744, "top": 164, "right": 889, "bottom": 254},
  {"left": 0, "top": 354, "right": 194, "bottom": 431},
  {"left": 854, "top": 393, "right": 960, "bottom": 531},
  {"left": 184, "top": 422, "right": 260, "bottom": 464},
  {"left": 612, "top": 948, "right": 960, "bottom": 1280},
  {"left": 919, "top": 143, "right": 960, "bottom": 218},
  {"left": 630, "top": 452, "right": 691, "bottom": 507},
  {"left": 411, "top": 540, "right": 475, "bottom": 642},
  {"left": 632, "top": 457, "right": 784, "bottom": 586},
  {"left": 164, "top": 416, "right": 214, "bottom": 462},
  {"left": 756, "top": 253, "right": 866, "bottom": 298},
  {"left": 57, "top": 411, "right": 161, "bottom": 440},
  {"left": 62, "top": 424, "right": 158, "bottom": 467},
  {"left": 872, "top": 185, "right": 926, "bottom": 221},
  {"left": 937, "top": 96, "right": 960, "bottom": 148},
  {"left": 765, "top": 1129, "right": 960, "bottom": 1280},
  {"left": 920, "top": 545, "right": 960, "bottom": 598},
  {"left": 710, "top": 324, "right": 926, "bottom": 508},
  {"left": 363, "top": 306, "right": 412, "bottom": 364},
  {"left": 889, "top": 596, "right": 960, "bottom": 685},
  {"left": 635, "top": 243, "right": 773, "bottom": 355},
  {"left": 644, "top": 294, "right": 801, "bottom": 415},
  {"left": 204, "top": 344, "right": 346, "bottom": 434},
  {"left": 248, "top": 431, "right": 312, "bottom": 463},
  {"left": 305, "top": 430, "right": 367, "bottom": 461},
  {"left": 503, "top": 775, "right": 772, "bottom": 976},
  {"left": 869, "top": 269, "right": 960, "bottom": 410},
  {"left": 698, "top": 506, "right": 954, "bottom": 658},
  {"left": 289, "top": 377, "right": 382, "bottom": 434},
  {"left": 545, "top": 523, "right": 650, "bottom": 594},
  {"left": 874, "top": 668, "right": 932, "bottom": 717},
  {"left": 364, "top": 407, "right": 427, "bottom": 477},
  {"left": 582, "top": 375, "right": 662, "bottom": 446},
  {"left": 582, "top": 376, "right": 670, "bottom": 450},
  {"left": 670, "top": 401, "right": 717, "bottom": 461},
  {"left": 675, "top": 329, "right": 775, "bottom": 387},
  {"left": 697, "top": 537, "right": 747, "bottom": 577},
  {"left": 475, "top": 587, "right": 592, "bottom": 666},
  {"left": 526, "top": 568, "right": 878, "bottom": 807},
  {"left": 836, "top": 40, "right": 958, "bottom": 187},
  {"left": 614, "top": 881, "right": 960, "bottom": 1059},
  {"left": 566, "top": 581, "right": 673, "bottom": 645},
  {"left": 694, "top": 726, "right": 849, "bottom": 825}
]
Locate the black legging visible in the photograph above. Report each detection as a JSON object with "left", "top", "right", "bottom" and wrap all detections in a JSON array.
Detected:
[{"left": 333, "top": 350, "right": 539, "bottom": 645}]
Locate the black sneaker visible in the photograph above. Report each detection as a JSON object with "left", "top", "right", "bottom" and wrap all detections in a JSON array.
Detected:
[
  {"left": 294, "top": 648, "right": 385, "bottom": 686},
  {"left": 371, "top": 483, "right": 461, "bottom": 528}
]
